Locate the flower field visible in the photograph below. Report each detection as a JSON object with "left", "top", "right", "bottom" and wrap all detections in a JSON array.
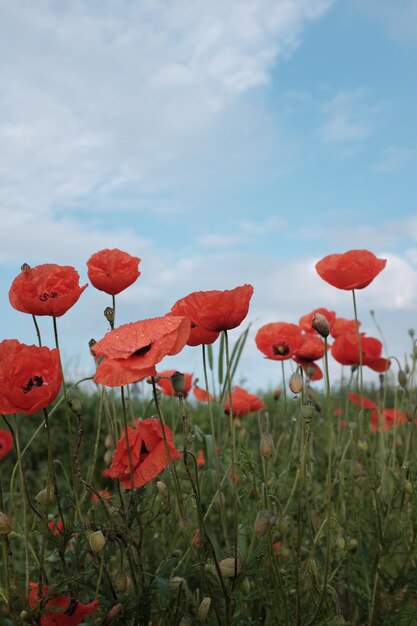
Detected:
[{"left": 1, "top": 249, "right": 417, "bottom": 625}]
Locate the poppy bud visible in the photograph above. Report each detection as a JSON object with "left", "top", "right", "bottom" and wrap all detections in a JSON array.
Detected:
[
  {"left": 260, "top": 432, "right": 274, "bottom": 460},
  {"left": 403, "top": 480, "right": 413, "bottom": 494},
  {"left": 289, "top": 372, "right": 303, "bottom": 394},
  {"left": 301, "top": 402, "right": 315, "bottom": 419},
  {"left": 169, "top": 576, "right": 186, "bottom": 592},
  {"left": 357, "top": 440, "right": 368, "bottom": 453},
  {"left": 241, "top": 577, "right": 251, "bottom": 593},
  {"left": 0, "top": 512, "right": 12, "bottom": 535},
  {"left": 273, "top": 387, "right": 282, "bottom": 401},
  {"left": 104, "top": 434, "right": 114, "bottom": 449},
  {"left": 348, "top": 538, "right": 358, "bottom": 552},
  {"left": 89, "top": 530, "right": 106, "bottom": 553},
  {"left": 35, "top": 486, "right": 54, "bottom": 505},
  {"left": 398, "top": 370, "right": 408, "bottom": 387},
  {"left": 21, "top": 263, "right": 31, "bottom": 272},
  {"left": 219, "top": 557, "right": 241, "bottom": 578},
  {"left": 336, "top": 536, "right": 345, "bottom": 550},
  {"left": 113, "top": 573, "right": 128, "bottom": 594},
  {"left": 278, "top": 515, "right": 289, "bottom": 534},
  {"left": 104, "top": 307, "right": 115, "bottom": 325},
  {"left": 409, "top": 329, "right": 415, "bottom": 338},
  {"left": 156, "top": 480, "right": 170, "bottom": 506},
  {"left": 171, "top": 371, "right": 185, "bottom": 394},
  {"left": 68, "top": 395, "right": 82, "bottom": 416},
  {"left": 311, "top": 313, "right": 330, "bottom": 338},
  {"left": 89, "top": 338, "right": 97, "bottom": 354},
  {"left": 104, "top": 450, "right": 113, "bottom": 465},
  {"left": 253, "top": 509, "right": 272, "bottom": 538},
  {"left": 102, "top": 604, "right": 123, "bottom": 624},
  {"left": 197, "top": 597, "right": 211, "bottom": 623}
]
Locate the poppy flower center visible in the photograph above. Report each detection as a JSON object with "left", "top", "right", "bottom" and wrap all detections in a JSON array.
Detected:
[
  {"left": 39, "top": 291, "right": 58, "bottom": 302},
  {"left": 65, "top": 598, "right": 78, "bottom": 616},
  {"left": 132, "top": 344, "right": 152, "bottom": 358},
  {"left": 272, "top": 342, "right": 290, "bottom": 356},
  {"left": 21, "top": 375, "right": 44, "bottom": 394},
  {"left": 140, "top": 440, "right": 149, "bottom": 457}
]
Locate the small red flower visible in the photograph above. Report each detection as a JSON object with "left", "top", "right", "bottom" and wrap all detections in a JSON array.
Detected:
[
  {"left": 331, "top": 317, "right": 360, "bottom": 338},
  {"left": 315, "top": 250, "right": 386, "bottom": 290},
  {"left": 298, "top": 360, "right": 323, "bottom": 381},
  {"left": 224, "top": 386, "right": 267, "bottom": 417},
  {"left": 92, "top": 316, "right": 190, "bottom": 387},
  {"left": 172, "top": 284, "right": 254, "bottom": 332},
  {"left": 156, "top": 369, "right": 193, "bottom": 397},
  {"left": 48, "top": 519, "right": 64, "bottom": 536},
  {"left": 196, "top": 450, "right": 205, "bottom": 466},
  {"left": 9, "top": 264, "right": 87, "bottom": 317},
  {"left": 255, "top": 322, "right": 303, "bottom": 361},
  {"left": 170, "top": 300, "right": 220, "bottom": 346},
  {"left": 108, "top": 418, "right": 181, "bottom": 489},
  {"left": 294, "top": 334, "right": 325, "bottom": 362},
  {"left": 28, "top": 582, "right": 98, "bottom": 626},
  {"left": 348, "top": 393, "right": 408, "bottom": 432},
  {"left": 331, "top": 335, "right": 390, "bottom": 372},
  {"left": 0, "top": 429, "right": 13, "bottom": 460},
  {"left": 193, "top": 385, "right": 214, "bottom": 402},
  {"left": 91, "top": 489, "right": 111, "bottom": 503},
  {"left": 299, "top": 308, "right": 336, "bottom": 334},
  {"left": 87, "top": 248, "right": 141, "bottom": 295},
  {"left": 0, "top": 340, "right": 62, "bottom": 415}
]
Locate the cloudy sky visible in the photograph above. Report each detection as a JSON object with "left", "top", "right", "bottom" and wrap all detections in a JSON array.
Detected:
[{"left": 1, "top": 0, "right": 416, "bottom": 392}]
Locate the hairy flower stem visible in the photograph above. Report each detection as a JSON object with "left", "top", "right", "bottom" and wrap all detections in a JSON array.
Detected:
[
  {"left": 224, "top": 331, "right": 238, "bottom": 575},
  {"left": 13, "top": 417, "right": 30, "bottom": 595},
  {"left": 120, "top": 386, "right": 135, "bottom": 495},
  {"left": 352, "top": 289, "right": 364, "bottom": 437},
  {"left": 202, "top": 345, "right": 230, "bottom": 549},
  {"left": 151, "top": 377, "right": 185, "bottom": 519},
  {"left": 38, "top": 408, "right": 55, "bottom": 603},
  {"left": 32, "top": 314, "right": 42, "bottom": 347}
]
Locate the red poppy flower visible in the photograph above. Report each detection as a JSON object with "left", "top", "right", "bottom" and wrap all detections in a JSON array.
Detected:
[
  {"left": 224, "top": 386, "right": 267, "bottom": 417},
  {"left": 93, "top": 316, "right": 190, "bottom": 387},
  {"left": 87, "top": 248, "right": 141, "bottom": 295},
  {"left": 0, "top": 429, "right": 13, "bottom": 460},
  {"left": 298, "top": 360, "right": 323, "bottom": 381},
  {"left": 315, "top": 250, "right": 387, "bottom": 290},
  {"left": 293, "top": 334, "right": 325, "bottom": 362},
  {"left": 348, "top": 393, "right": 408, "bottom": 432},
  {"left": 9, "top": 264, "right": 87, "bottom": 317},
  {"left": 299, "top": 308, "right": 336, "bottom": 334},
  {"left": 255, "top": 322, "right": 303, "bottom": 361},
  {"left": 109, "top": 418, "right": 180, "bottom": 489},
  {"left": 48, "top": 519, "right": 64, "bottom": 536},
  {"left": 172, "top": 284, "right": 254, "bottom": 333},
  {"left": 331, "top": 335, "right": 391, "bottom": 372},
  {"left": 28, "top": 582, "right": 99, "bottom": 626},
  {"left": 331, "top": 317, "right": 360, "bottom": 338},
  {"left": 91, "top": 489, "right": 111, "bottom": 503},
  {"left": 196, "top": 450, "right": 205, "bottom": 466},
  {"left": 156, "top": 369, "right": 193, "bottom": 397},
  {"left": 170, "top": 301, "right": 220, "bottom": 346},
  {"left": 0, "top": 340, "right": 62, "bottom": 415},
  {"left": 193, "top": 385, "right": 214, "bottom": 402}
]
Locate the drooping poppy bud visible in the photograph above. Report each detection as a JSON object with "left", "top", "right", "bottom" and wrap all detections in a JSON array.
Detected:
[{"left": 311, "top": 313, "right": 330, "bottom": 338}]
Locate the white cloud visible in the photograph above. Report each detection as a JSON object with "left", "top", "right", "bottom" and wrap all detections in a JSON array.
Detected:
[
  {"left": 319, "top": 88, "right": 380, "bottom": 144},
  {"left": 0, "top": 0, "right": 334, "bottom": 216},
  {"left": 373, "top": 147, "right": 412, "bottom": 173}
]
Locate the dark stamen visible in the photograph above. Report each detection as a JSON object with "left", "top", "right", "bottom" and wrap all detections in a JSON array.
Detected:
[
  {"left": 272, "top": 342, "right": 290, "bottom": 356},
  {"left": 21, "top": 376, "right": 44, "bottom": 394},
  {"left": 132, "top": 344, "right": 152, "bottom": 358}
]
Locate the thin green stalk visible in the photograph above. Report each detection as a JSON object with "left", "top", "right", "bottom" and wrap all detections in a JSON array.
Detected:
[
  {"left": 352, "top": 289, "right": 364, "bottom": 436},
  {"left": 32, "top": 315, "right": 42, "bottom": 347},
  {"left": 224, "top": 330, "right": 238, "bottom": 578}
]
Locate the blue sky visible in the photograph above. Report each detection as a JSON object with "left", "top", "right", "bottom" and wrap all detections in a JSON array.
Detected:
[{"left": 1, "top": 0, "right": 416, "bottom": 391}]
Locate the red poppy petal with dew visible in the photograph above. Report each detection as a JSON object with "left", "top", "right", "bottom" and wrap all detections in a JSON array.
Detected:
[
  {"left": 348, "top": 393, "right": 378, "bottom": 410},
  {"left": 294, "top": 334, "right": 325, "bottom": 361},
  {"left": 331, "top": 317, "right": 360, "bottom": 338},
  {"left": 94, "top": 358, "right": 157, "bottom": 387},
  {"left": 315, "top": 249, "right": 387, "bottom": 291},
  {"left": 0, "top": 429, "right": 13, "bottom": 459},
  {"left": 255, "top": 322, "right": 303, "bottom": 361},
  {"left": 224, "top": 386, "right": 266, "bottom": 417},
  {"left": 298, "top": 360, "right": 323, "bottom": 381},
  {"left": 193, "top": 385, "right": 214, "bottom": 402},
  {"left": 28, "top": 582, "right": 99, "bottom": 626}
]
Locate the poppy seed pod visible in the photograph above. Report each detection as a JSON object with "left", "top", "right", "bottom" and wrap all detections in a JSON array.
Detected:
[
  {"left": 289, "top": 372, "right": 303, "bottom": 394},
  {"left": 104, "top": 306, "right": 115, "bottom": 325},
  {"left": 260, "top": 432, "right": 274, "bottom": 460},
  {"left": 311, "top": 313, "right": 330, "bottom": 338},
  {"left": 0, "top": 512, "right": 12, "bottom": 535},
  {"left": 21, "top": 263, "right": 30, "bottom": 272},
  {"left": 68, "top": 395, "right": 82, "bottom": 416},
  {"left": 219, "top": 557, "right": 241, "bottom": 578},
  {"left": 398, "top": 370, "right": 408, "bottom": 387},
  {"left": 104, "top": 450, "right": 113, "bottom": 465},
  {"left": 89, "top": 530, "right": 106, "bottom": 553},
  {"left": 301, "top": 402, "right": 315, "bottom": 419},
  {"left": 197, "top": 597, "right": 211, "bottom": 623},
  {"left": 253, "top": 509, "right": 272, "bottom": 538},
  {"left": 104, "top": 434, "right": 114, "bottom": 449},
  {"left": 169, "top": 576, "right": 186, "bottom": 592},
  {"left": 156, "top": 480, "right": 170, "bottom": 506},
  {"left": 35, "top": 486, "right": 54, "bottom": 506},
  {"left": 273, "top": 386, "right": 282, "bottom": 401},
  {"left": 171, "top": 371, "right": 185, "bottom": 394}
]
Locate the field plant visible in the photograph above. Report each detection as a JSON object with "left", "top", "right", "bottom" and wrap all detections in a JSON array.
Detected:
[{"left": 1, "top": 248, "right": 417, "bottom": 626}]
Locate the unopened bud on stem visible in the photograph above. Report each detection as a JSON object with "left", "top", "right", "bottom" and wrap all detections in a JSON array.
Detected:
[
  {"left": 289, "top": 371, "right": 303, "bottom": 394},
  {"left": 171, "top": 371, "right": 185, "bottom": 394},
  {"left": 312, "top": 313, "right": 330, "bottom": 338}
]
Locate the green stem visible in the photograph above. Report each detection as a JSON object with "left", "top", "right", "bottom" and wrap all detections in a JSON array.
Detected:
[{"left": 224, "top": 330, "right": 238, "bottom": 578}]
